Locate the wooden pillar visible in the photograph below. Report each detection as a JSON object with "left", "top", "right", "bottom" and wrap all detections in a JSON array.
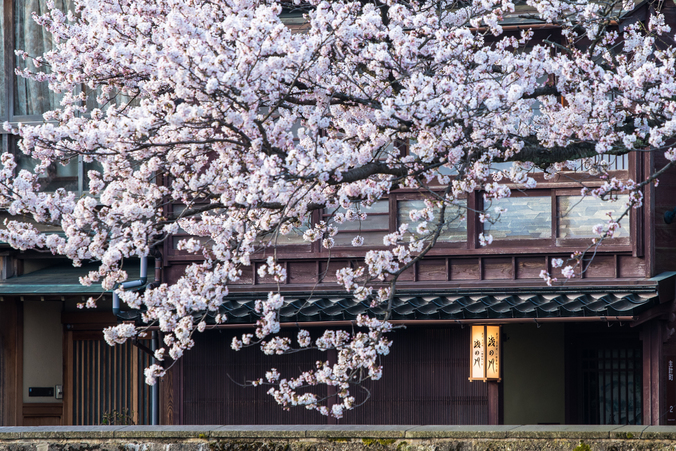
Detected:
[
  {"left": 159, "top": 347, "right": 176, "bottom": 426},
  {"left": 0, "top": 298, "right": 23, "bottom": 426},
  {"left": 642, "top": 320, "right": 664, "bottom": 425},
  {"left": 62, "top": 330, "right": 73, "bottom": 425},
  {"left": 164, "top": 356, "right": 184, "bottom": 425},
  {"left": 488, "top": 381, "right": 500, "bottom": 425}
]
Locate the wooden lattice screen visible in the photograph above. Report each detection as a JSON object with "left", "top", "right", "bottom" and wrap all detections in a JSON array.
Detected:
[
  {"left": 71, "top": 334, "right": 152, "bottom": 425},
  {"left": 181, "top": 326, "right": 488, "bottom": 424},
  {"left": 567, "top": 324, "right": 644, "bottom": 425},
  {"left": 579, "top": 347, "right": 643, "bottom": 424}
]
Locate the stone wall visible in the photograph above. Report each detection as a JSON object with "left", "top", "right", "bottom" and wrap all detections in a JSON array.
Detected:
[{"left": 2, "top": 426, "right": 676, "bottom": 451}]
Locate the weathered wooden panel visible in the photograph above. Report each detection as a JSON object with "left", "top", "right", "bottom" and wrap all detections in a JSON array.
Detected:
[
  {"left": 450, "top": 258, "right": 480, "bottom": 280},
  {"left": 232, "top": 265, "right": 254, "bottom": 285},
  {"left": 516, "top": 257, "right": 546, "bottom": 279},
  {"left": 22, "top": 404, "right": 63, "bottom": 426},
  {"left": 164, "top": 264, "right": 187, "bottom": 285},
  {"left": 318, "top": 260, "right": 352, "bottom": 283},
  {"left": 654, "top": 153, "right": 676, "bottom": 275},
  {"left": 654, "top": 226, "right": 676, "bottom": 249},
  {"left": 287, "top": 262, "right": 317, "bottom": 285},
  {"left": 181, "top": 327, "right": 488, "bottom": 425},
  {"left": 618, "top": 255, "right": 648, "bottom": 278},
  {"left": 483, "top": 257, "right": 513, "bottom": 280},
  {"left": 398, "top": 265, "right": 415, "bottom": 281},
  {"left": 583, "top": 255, "right": 615, "bottom": 279},
  {"left": 255, "top": 261, "right": 278, "bottom": 285},
  {"left": 417, "top": 259, "right": 447, "bottom": 281}
]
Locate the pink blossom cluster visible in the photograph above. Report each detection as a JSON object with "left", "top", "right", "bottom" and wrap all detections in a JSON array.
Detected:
[{"left": 1, "top": 0, "right": 672, "bottom": 414}]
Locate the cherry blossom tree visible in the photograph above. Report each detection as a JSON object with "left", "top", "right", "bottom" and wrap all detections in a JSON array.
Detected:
[{"left": 1, "top": 0, "right": 673, "bottom": 418}]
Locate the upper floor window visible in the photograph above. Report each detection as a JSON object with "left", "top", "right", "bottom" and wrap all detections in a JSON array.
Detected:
[
  {"left": 14, "top": 0, "right": 70, "bottom": 117},
  {"left": 558, "top": 194, "right": 630, "bottom": 240},
  {"left": 2, "top": 1, "right": 98, "bottom": 195},
  {"left": 488, "top": 195, "right": 552, "bottom": 240},
  {"left": 397, "top": 198, "right": 467, "bottom": 243},
  {"left": 323, "top": 200, "right": 390, "bottom": 247},
  {"left": 484, "top": 190, "right": 631, "bottom": 245}
]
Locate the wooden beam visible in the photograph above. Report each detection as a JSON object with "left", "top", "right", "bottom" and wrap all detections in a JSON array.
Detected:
[
  {"left": 642, "top": 321, "right": 664, "bottom": 425},
  {"left": 631, "top": 301, "right": 674, "bottom": 328}
]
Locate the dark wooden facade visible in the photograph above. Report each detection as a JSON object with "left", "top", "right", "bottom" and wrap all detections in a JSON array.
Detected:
[
  {"left": 174, "top": 326, "right": 488, "bottom": 425},
  {"left": 150, "top": 148, "right": 676, "bottom": 425},
  {"left": 1, "top": 149, "right": 674, "bottom": 426},
  {"left": 2, "top": 1, "right": 676, "bottom": 428}
]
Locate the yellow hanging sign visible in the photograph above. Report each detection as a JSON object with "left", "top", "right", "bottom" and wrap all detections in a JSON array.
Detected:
[{"left": 469, "top": 325, "right": 501, "bottom": 382}]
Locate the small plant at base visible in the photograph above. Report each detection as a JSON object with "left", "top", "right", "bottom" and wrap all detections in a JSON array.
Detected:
[{"left": 101, "top": 409, "right": 135, "bottom": 426}]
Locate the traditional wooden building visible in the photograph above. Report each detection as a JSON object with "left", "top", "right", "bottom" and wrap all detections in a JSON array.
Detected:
[{"left": 2, "top": 0, "right": 676, "bottom": 428}]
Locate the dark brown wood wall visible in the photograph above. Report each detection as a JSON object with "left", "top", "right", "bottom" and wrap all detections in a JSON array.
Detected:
[
  {"left": 179, "top": 326, "right": 488, "bottom": 425},
  {"left": 654, "top": 152, "right": 676, "bottom": 276}
]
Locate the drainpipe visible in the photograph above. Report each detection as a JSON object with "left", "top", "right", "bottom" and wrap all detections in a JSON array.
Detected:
[
  {"left": 112, "top": 257, "right": 148, "bottom": 317},
  {"left": 151, "top": 330, "right": 159, "bottom": 425},
  {"left": 111, "top": 256, "right": 162, "bottom": 425},
  {"left": 150, "top": 252, "right": 161, "bottom": 425}
]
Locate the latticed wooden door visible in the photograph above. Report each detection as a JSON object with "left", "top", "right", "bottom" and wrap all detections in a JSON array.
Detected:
[{"left": 68, "top": 332, "right": 152, "bottom": 425}]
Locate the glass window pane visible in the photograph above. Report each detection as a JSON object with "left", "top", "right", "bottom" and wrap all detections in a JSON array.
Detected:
[
  {"left": 259, "top": 218, "right": 310, "bottom": 246},
  {"left": 14, "top": 0, "right": 72, "bottom": 116},
  {"left": 562, "top": 154, "right": 629, "bottom": 172},
  {"left": 55, "top": 159, "right": 78, "bottom": 177},
  {"left": 327, "top": 200, "right": 389, "bottom": 230},
  {"left": 488, "top": 196, "right": 552, "bottom": 240},
  {"left": 333, "top": 231, "right": 385, "bottom": 247},
  {"left": 326, "top": 200, "right": 389, "bottom": 246},
  {"left": 333, "top": 213, "right": 389, "bottom": 231},
  {"left": 558, "top": 195, "right": 631, "bottom": 238},
  {"left": 11, "top": 137, "right": 78, "bottom": 192},
  {"left": 397, "top": 199, "right": 467, "bottom": 242}
]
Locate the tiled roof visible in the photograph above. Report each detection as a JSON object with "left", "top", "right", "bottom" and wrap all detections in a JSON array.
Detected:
[{"left": 217, "top": 289, "right": 660, "bottom": 323}]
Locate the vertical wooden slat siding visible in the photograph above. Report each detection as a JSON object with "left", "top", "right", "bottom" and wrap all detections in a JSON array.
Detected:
[
  {"left": 95, "top": 341, "right": 100, "bottom": 425},
  {"left": 73, "top": 341, "right": 78, "bottom": 424},
  {"left": 85, "top": 341, "right": 91, "bottom": 424},
  {"left": 102, "top": 343, "right": 108, "bottom": 421},
  {"left": 71, "top": 337, "right": 150, "bottom": 425},
  {"left": 122, "top": 344, "right": 126, "bottom": 416},
  {"left": 76, "top": 341, "right": 82, "bottom": 426},
  {"left": 181, "top": 326, "right": 488, "bottom": 425},
  {"left": 132, "top": 343, "right": 139, "bottom": 425},
  {"left": 115, "top": 343, "right": 120, "bottom": 418}
]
